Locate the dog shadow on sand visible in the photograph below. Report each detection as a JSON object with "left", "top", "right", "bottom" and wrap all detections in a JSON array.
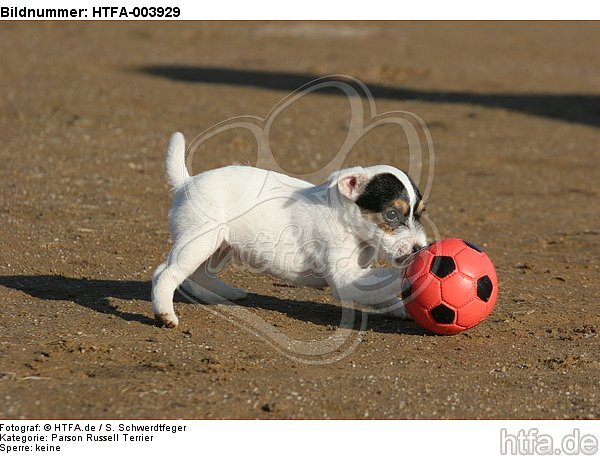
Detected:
[{"left": 0, "top": 275, "right": 430, "bottom": 336}]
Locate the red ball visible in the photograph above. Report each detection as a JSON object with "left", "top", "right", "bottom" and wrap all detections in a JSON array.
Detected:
[{"left": 402, "top": 238, "right": 498, "bottom": 335}]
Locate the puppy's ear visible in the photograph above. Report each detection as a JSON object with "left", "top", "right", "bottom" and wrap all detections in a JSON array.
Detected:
[{"left": 337, "top": 173, "right": 369, "bottom": 201}]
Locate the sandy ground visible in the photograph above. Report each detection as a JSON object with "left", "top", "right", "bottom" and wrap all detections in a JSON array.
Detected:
[{"left": 0, "top": 22, "right": 598, "bottom": 419}]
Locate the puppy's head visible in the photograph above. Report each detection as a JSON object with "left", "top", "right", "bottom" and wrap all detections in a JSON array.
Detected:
[{"left": 330, "top": 165, "right": 427, "bottom": 264}]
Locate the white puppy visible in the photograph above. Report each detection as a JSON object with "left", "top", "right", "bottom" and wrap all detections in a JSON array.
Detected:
[{"left": 152, "top": 133, "right": 427, "bottom": 328}]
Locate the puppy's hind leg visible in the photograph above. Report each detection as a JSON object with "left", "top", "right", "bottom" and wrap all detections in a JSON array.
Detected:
[
  {"left": 182, "top": 245, "right": 248, "bottom": 303},
  {"left": 152, "top": 233, "right": 220, "bottom": 328}
]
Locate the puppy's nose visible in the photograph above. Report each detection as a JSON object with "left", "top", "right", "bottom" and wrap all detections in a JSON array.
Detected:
[{"left": 412, "top": 244, "right": 423, "bottom": 254}]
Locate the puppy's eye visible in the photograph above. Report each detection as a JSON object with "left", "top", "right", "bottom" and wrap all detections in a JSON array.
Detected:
[{"left": 384, "top": 210, "right": 400, "bottom": 222}]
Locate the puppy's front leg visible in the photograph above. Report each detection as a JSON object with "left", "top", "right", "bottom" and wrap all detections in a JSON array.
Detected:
[{"left": 327, "top": 267, "right": 411, "bottom": 320}]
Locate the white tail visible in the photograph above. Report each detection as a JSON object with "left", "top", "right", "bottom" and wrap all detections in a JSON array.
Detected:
[{"left": 165, "top": 132, "right": 190, "bottom": 190}]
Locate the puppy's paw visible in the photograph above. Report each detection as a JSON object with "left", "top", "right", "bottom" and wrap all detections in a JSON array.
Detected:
[
  {"left": 386, "top": 299, "right": 413, "bottom": 320},
  {"left": 220, "top": 286, "right": 248, "bottom": 301},
  {"left": 156, "top": 311, "right": 179, "bottom": 328},
  {"left": 388, "top": 307, "right": 413, "bottom": 320}
]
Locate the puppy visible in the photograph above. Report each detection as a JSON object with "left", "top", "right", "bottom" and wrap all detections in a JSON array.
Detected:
[{"left": 152, "top": 132, "right": 427, "bottom": 328}]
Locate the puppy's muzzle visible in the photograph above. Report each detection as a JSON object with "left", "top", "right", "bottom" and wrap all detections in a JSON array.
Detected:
[{"left": 393, "top": 244, "right": 424, "bottom": 268}]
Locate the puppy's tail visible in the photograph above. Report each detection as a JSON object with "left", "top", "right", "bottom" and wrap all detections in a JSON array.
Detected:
[{"left": 165, "top": 132, "right": 190, "bottom": 190}]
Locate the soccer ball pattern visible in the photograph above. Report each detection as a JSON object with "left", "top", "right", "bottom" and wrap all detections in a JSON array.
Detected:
[{"left": 402, "top": 238, "right": 498, "bottom": 335}]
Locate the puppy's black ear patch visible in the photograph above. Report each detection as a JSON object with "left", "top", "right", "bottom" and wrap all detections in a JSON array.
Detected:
[{"left": 356, "top": 173, "right": 405, "bottom": 213}]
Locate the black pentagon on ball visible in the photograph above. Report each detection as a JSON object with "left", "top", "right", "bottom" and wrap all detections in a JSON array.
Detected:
[
  {"left": 477, "top": 275, "right": 493, "bottom": 302},
  {"left": 400, "top": 277, "right": 412, "bottom": 302},
  {"left": 430, "top": 256, "right": 456, "bottom": 278},
  {"left": 463, "top": 240, "right": 483, "bottom": 253},
  {"left": 430, "top": 304, "right": 456, "bottom": 324}
]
